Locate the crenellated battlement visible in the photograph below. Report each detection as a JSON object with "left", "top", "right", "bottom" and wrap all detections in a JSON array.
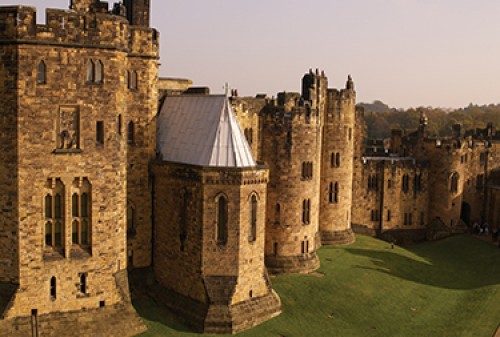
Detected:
[
  {"left": 0, "top": 5, "right": 158, "bottom": 58},
  {"left": 327, "top": 87, "right": 356, "bottom": 101},
  {"left": 262, "top": 104, "right": 321, "bottom": 127}
]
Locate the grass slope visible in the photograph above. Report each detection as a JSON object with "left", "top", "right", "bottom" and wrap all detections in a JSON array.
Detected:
[{"left": 135, "top": 235, "right": 500, "bottom": 337}]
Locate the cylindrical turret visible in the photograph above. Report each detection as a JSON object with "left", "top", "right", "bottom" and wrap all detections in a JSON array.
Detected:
[
  {"left": 262, "top": 100, "right": 321, "bottom": 274},
  {"left": 319, "top": 76, "right": 356, "bottom": 245}
]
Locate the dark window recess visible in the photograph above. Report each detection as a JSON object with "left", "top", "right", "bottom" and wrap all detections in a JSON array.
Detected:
[
  {"left": 127, "top": 121, "right": 135, "bottom": 144},
  {"left": 249, "top": 195, "right": 257, "bottom": 242},
  {"left": 96, "top": 121, "right": 104, "bottom": 144},
  {"left": 37, "top": 61, "right": 47, "bottom": 84},
  {"left": 217, "top": 196, "right": 228, "bottom": 245},
  {"left": 302, "top": 199, "right": 311, "bottom": 224},
  {"left": 117, "top": 115, "right": 122, "bottom": 135},
  {"left": 50, "top": 277, "right": 56, "bottom": 299},
  {"left": 79, "top": 273, "right": 87, "bottom": 294}
]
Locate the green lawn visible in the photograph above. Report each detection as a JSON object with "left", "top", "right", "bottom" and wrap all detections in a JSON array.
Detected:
[{"left": 134, "top": 235, "right": 500, "bottom": 337}]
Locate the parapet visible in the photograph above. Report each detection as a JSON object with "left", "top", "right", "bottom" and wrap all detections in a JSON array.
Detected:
[
  {"left": 0, "top": 6, "right": 158, "bottom": 58},
  {"left": 327, "top": 87, "right": 355, "bottom": 101}
]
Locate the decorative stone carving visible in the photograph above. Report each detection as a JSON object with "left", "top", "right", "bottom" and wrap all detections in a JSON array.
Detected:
[{"left": 57, "top": 106, "right": 80, "bottom": 151}]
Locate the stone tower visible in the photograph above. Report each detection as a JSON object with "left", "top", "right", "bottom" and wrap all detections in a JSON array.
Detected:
[
  {"left": 319, "top": 76, "right": 357, "bottom": 245},
  {"left": 124, "top": 0, "right": 159, "bottom": 269},
  {"left": 0, "top": 1, "right": 157, "bottom": 335},
  {"left": 152, "top": 95, "right": 281, "bottom": 334},
  {"left": 262, "top": 87, "right": 322, "bottom": 274},
  {"left": 124, "top": 0, "right": 150, "bottom": 26}
]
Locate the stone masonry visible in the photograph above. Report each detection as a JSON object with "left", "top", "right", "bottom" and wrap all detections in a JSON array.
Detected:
[{"left": 0, "top": 1, "right": 157, "bottom": 335}]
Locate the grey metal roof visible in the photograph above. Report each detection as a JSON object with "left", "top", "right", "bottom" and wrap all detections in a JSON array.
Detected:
[{"left": 157, "top": 95, "right": 256, "bottom": 168}]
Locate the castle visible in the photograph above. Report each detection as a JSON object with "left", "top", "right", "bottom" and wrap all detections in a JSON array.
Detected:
[{"left": 0, "top": 1, "right": 499, "bottom": 337}]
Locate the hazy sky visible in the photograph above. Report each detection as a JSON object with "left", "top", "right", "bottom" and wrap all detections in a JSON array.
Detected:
[{"left": 7, "top": 1, "right": 500, "bottom": 108}]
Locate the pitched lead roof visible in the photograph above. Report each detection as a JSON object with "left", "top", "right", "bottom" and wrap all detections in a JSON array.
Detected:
[{"left": 157, "top": 95, "right": 257, "bottom": 168}]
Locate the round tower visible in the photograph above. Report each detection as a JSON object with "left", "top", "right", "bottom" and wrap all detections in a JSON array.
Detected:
[
  {"left": 262, "top": 90, "right": 322, "bottom": 274},
  {"left": 319, "top": 76, "right": 356, "bottom": 245}
]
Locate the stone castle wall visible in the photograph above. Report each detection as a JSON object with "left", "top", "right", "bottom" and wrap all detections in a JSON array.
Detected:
[
  {"left": 0, "top": 2, "right": 155, "bottom": 334},
  {"left": 0, "top": 45, "right": 19, "bottom": 283},
  {"left": 151, "top": 162, "right": 280, "bottom": 334},
  {"left": 261, "top": 110, "right": 321, "bottom": 274},
  {"left": 233, "top": 97, "right": 267, "bottom": 160},
  {"left": 319, "top": 88, "right": 356, "bottom": 244},
  {"left": 352, "top": 160, "right": 429, "bottom": 236},
  {"left": 352, "top": 121, "right": 500, "bottom": 238},
  {"left": 6, "top": 42, "right": 128, "bottom": 318},
  {"left": 125, "top": 54, "right": 158, "bottom": 269}
]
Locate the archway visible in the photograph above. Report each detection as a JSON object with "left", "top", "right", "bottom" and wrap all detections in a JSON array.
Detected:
[{"left": 460, "top": 202, "right": 471, "bottom": 226}]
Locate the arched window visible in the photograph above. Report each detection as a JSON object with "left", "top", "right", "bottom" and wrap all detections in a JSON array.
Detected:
[
  {"left": 71, "top": 178, "right": 91, "bottom": 247},
  {"left": 50, "top": 277, "right": 56, "bottom": 300},
  {"left": 414, "top": 174, "right": 423, "bottom": 192},
  {"left": 216, "top": 196, "right": 228, "bottom": 245},
  {"left": 334, "top": 182, "right": 339, "bottom": 203},
  {"left": 86, "top": 60, "right": 94, "bottom": 83},
  {"left": 45, "top": 194, "right": 52, "bottom": 218},
  {"left": 302, "top": 199, "right": 310, "bottom": 224},
  {"left": 302, "top": 162, "right": 313, "bottom": 180},
  {"left": 44, "top": 178, "right": 65, "bottom": 250},
  {"left": 450, "top": 172, "right": 459, "bottom": 193},
  {"left": 72, "top": 220, "right": 79, "bottom": 244},
  {"left": 54, "top": 221, "right": 62, "bottom": 247},
  {"left": 80, "top": 193, "right": 88, "bottom": 218},
  {"left": 328, "top": 183, "right": 334, "bottom": 204},
  {"left": 95, "top": 60, "right": 103, "bottom": 83},
  {"left": 54, "top": 194, "right": 62, "bottom": 219},
  {"left": 330, "top": 153, "right": 335, "bottom": 168},
  {"left": 37, "top": 61, "right": 47, "bottom": 84},
  {"left": 336, "top": 153, "right": 340, "bottom": 167},
  {"left": 249, "top": 195, "right": 257, "bottom": 242},
  {"left": 45, "top": 222, "right": 53, "bottom": 246},
  {"left": 129, "top": 70, "right": 138, "bottom": 90},
  {"left": 127, "top": 121, "right": 135, "bottom": 144},
  {"left": 402, "top": 174, "right": 410, "bottom": 193},
  {"left": 81, "top": 220, "right": 89, "bottom": 245},
  {"left": 79, "top": 273, "right": 87, "bottom": 294},
  {"left": 274, "top": 203, "right": 281, "bottom": 225},
  {"left": 72, "top": 193, "right": 79, "bottom": 217}
]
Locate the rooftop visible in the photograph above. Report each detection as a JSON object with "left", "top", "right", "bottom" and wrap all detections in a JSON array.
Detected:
[{"left": 157, "top": 95, "right": 256, "bottom": 168}]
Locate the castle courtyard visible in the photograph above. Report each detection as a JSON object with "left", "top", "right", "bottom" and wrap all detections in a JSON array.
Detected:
[{"left": 134, "top": 235, "right": 500, "bottom": 337}]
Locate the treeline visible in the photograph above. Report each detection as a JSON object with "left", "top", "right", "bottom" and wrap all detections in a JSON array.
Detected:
[{"left": 358, "top": 100, "right": 500, "bottom": 139}]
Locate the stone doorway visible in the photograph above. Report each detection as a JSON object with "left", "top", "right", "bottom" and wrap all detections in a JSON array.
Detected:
[{"left": 460, "top": 202, "right": 471, "bottom": 226}]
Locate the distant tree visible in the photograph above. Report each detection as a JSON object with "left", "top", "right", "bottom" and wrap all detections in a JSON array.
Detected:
[{"left": 358, "top": 100, "right": 500, "bottom": 139}]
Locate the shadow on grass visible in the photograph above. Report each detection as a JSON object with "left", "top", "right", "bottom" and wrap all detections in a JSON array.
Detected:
[
  {"left": 345, "top": 235, "right": 500, "bottom": 290},
  {"left": 133, "top": 297, "right": 194, "bottom": 335}
]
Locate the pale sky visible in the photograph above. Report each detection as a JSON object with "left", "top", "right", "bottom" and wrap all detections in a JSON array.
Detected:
[{"left": 6, "top": 0, "right": 500, "bottom": 108}]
